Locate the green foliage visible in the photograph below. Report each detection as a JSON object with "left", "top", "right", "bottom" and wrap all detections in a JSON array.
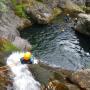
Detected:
[
  {"left": 15, "top": 5, "right": 27, "bottom": 17},
  {"left": 11, "top": 0, "right": 27, "bottom": 18},
  {"left": 0, "top": 39, "right": 20, "bottom": 53}
]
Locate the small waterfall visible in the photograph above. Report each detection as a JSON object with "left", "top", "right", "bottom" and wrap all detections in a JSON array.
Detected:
[{"left": 7, "top": 52, "right": 41, "bottom": 90}]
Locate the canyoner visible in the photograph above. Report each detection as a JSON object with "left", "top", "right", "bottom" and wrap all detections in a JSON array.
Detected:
[{"left": 7, "top": 51, "right": 41, "bottom": 90}]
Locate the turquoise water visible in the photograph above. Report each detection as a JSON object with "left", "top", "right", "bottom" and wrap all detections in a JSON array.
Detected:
[{"left": 20, "top": 16, "right": 90, "bottom": 70}]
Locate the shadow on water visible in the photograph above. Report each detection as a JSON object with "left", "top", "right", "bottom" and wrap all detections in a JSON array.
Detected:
[
  {"left": 75, "top": 31, "right": 90, "bottom": 53},
  {"left": 20, "top": 17, "right": 90, "bottom": 70}
]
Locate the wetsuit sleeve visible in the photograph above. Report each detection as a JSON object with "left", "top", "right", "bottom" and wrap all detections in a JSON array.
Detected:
[{"left": 20, "top": 58, "right": 25, "bottom": 64}]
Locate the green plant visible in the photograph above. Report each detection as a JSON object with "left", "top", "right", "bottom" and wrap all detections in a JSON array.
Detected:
[
  {"left": 11, "top": 0, "right": 27, "bottom": 18},
  {"left": 0, "top": 39, "right": 20, "bottom": 53}
]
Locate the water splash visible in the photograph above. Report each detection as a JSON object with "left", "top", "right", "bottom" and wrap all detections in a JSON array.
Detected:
[{"left": 7, "top": 52, "right": 41, "bottom": 90}]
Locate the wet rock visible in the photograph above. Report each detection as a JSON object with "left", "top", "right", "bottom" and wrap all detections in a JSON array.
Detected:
[
  {"left": 75, "top": 13, "right": 90, "bottom": 36},
  {"left": 70, "top": 69, "right": 90, "bottom": 90}
]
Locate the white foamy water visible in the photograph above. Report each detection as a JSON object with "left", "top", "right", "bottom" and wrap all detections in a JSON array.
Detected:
[{"left": 7, "top": 52, "right": 41, "bottom": 90}]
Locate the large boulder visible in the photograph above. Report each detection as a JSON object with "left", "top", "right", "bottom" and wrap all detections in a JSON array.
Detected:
[
  {"left": 75, "top": 13, "right": 90, "bottom": 36},
  {"left": 25, "top": 0, "right": 62, "bottom": 24}
]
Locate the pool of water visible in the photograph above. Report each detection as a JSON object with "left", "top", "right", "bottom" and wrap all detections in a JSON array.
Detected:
[{"left": 20, "top": 16, "right": 90, "bottom": 70}]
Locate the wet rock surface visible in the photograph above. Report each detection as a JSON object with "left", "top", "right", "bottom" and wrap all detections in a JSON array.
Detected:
[{"left": 28, "top": 63, "right": 86, "bottom": 90}]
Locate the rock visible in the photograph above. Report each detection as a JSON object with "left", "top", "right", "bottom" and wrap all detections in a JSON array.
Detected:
[
  {"left": 12, "top": 36, "right": 31, "bottom": 50},
  {"left": 28, "top": 64, "right": 68, "bottom": 84},
  {"left": 28, "top": 63, "right": 83, "bottom": 90},
  {"left": 78, "top": 13, "right": 90, "bottom": 21},
  {"left": 0, "top": 69, "right": 13, "bottom": 90},
  {"left": 70, "top": 69, "right": 90, "bottom": 90},
  {"left": 26, "top": 0, "right": 54, "bottom": 24},
  {"left": 18, "top": 18, "right": 32, "bottom": 30},
  {"left": 75, "top": 13, "right": 90, "bottom": 36},
  {"left": 47, "top": 79, "right": 69, "bottom": 90},
  {"left": 25, "top": 0, "right": 62, "bottom": 24},
  {"left": 66, "top": 83, "right": 80, "bottom": 90},
  {"left": 58, "top": 0, "right": 84, "bottom": 13},
  {"left": 0, "top": 10, "right": 20, "bottom": 41},
  {"left": 71, "top": 0, "right": 86, "bottom": 6}
]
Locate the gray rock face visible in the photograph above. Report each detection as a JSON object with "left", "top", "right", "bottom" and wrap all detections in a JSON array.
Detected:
[
  {"left": 0, "top": 10, "right": 20, "bottom": 41},
  {"left": 0, "top": 2, "right": 31, "bottom": 49},
  {"left": 75, "top": 13, "right": 90, "bottom": 36}
]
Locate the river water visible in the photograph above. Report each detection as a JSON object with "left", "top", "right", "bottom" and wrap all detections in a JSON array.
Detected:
[{"left": 20, "top": 16, "right": 90, "bottom": 71}]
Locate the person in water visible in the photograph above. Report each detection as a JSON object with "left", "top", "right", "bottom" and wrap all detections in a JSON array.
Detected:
[
  {"left": 20, "top": 52, "right": 34, "bottom": 64},
  {"left": 64, "top": 14, "right": 70, "bottom": 23}
]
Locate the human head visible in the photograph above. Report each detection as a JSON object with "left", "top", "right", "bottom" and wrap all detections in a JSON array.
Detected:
[{"left": 24, "top": 52, "right": 32, "bottom": 61}]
